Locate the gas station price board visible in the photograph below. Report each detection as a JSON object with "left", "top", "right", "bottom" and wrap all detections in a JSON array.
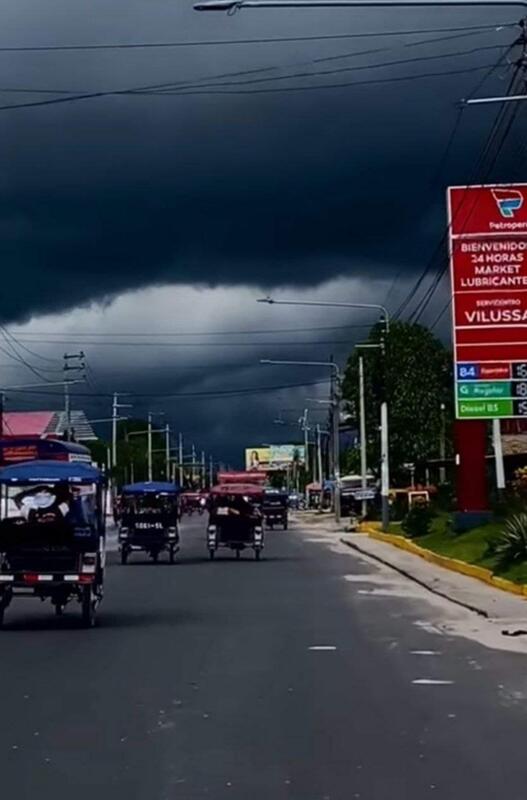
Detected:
[{"left": 448, "top": 184, "right": 527, "bottom": 419}]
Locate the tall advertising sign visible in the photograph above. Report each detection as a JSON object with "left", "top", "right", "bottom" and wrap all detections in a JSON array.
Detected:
[{"left": 448, "top": 183, "right": 527, "bottom": 419}]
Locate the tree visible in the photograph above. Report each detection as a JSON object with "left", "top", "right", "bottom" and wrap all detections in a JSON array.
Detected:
[{"left": 341, "top": 321, "right": 453, "bottom": 485}]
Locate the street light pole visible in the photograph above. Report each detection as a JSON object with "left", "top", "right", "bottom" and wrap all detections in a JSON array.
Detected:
[
  {"left": 195, "top": 0, "right": 527, "bottom": 10},
  {"left": 359, "top": 355, "right": 368, "bottom": 518},
  {"left": 260, "top": 358, "right": 341, "bottom": 523},
  {"left": 258, "top": 297, "right": 389, "bottom": 333}
]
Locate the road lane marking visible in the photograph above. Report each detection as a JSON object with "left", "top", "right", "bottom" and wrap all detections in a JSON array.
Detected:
[
  {"left": 411, "top": 650, "right": 441, "bottom": 656},
  {"left": 412, "top": 679, "right": 454, "bottom": 685},
  {"left": 309, "top": 645, "right": 337, "bottom": 651}
]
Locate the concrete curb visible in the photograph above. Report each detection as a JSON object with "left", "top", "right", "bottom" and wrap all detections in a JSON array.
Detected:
[
  {"left": 356, "top": 525, "right": 527, "bottom": 600},
  {"left": 341, "top": 536, "right": 490, "bottom": 618}
]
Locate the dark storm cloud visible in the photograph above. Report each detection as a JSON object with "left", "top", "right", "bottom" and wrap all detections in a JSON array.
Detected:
[{"left": 0, "top": 0, "right": 520, "bottom": 321}]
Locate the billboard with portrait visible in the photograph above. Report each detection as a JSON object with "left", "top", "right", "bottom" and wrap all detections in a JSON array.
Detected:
[
  {"left": 245, "top": 447, "right": 270, "bottom": 472},
  {"left": 245, "top": 445, "right": 305, "bottom": 471}
]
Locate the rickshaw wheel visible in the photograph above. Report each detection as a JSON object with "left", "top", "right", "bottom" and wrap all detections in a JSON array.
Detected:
[
  {"left": 255, "top": 549, "right": 261, "bottom": 561},
  {"left": 120, "top": 548, "right": 129, "bottom": 565},
  {"left": 81, "top": 586, "right": 97, "bottom": 628},
  {"left": 169, "top": 545, "right": 176, "bottom": 564},
  {"left": 284, "top": 521, "right": 288, "bottom": 530},
  {"left": 236, "top": 548, "right": 241, "bottom": 560},
  {"left": 152, "top": 551, "right": 159, "bottom": 564},
  {"left": 209, "top": 549, "right": 215, "bottom": 560},
  {"left": 0, "top": 605, "right": 5, "bottom": 628},
  {"left": 54, "top": 603, "right": 64, "bottom": 617}
]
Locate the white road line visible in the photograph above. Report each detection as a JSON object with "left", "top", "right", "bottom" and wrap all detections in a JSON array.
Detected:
[
  {"left": 412, "top": 679, "right": 454, "bottom": 686},
  {"left": 411, "top": 650, "right": 441, "bottom": 656},
  {"left": 309, "top": 646, "right": 337, "bottom": 651}
]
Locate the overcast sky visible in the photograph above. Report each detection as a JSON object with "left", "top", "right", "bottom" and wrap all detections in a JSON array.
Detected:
[{"left": 0, "top": 1, "right": 523, "bottom": 464}]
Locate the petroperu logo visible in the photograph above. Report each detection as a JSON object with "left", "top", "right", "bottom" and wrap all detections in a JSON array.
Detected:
[{"left": 491, "top": 188, "right": 524, "bottom": 219}]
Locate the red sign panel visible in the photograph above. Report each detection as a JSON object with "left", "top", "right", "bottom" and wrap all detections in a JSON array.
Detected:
[
  {"left": 450, "top": 184, "right": 527, "bottom": 361},
  {"left": 449, "top": 184, "right": 527, "bottom": 419},
  {"left": 450, "top": 184, "right": 527, "bottom": 237}
]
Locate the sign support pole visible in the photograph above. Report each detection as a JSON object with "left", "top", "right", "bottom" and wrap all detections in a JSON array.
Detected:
[{"left": 492, "top": 418, "right": 506, "bottom": 492}]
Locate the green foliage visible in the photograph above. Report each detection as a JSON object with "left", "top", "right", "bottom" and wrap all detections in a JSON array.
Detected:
[
  {"left": 495, "top": 514, "right": 527, "bottom": 565},
  {"left": 428, "top": 511, "right": 453, "bottom": 538},
  {"left": 86, "top": 439, "right": 108, "bottom": 469},
  {"left": 341, "top": 447, "right": 361, "bottom": 476},
  {"left": 342, "top": 321, "right": 452, "bottom": 484},
  {"left": 401, "top": 504, "right": 434, "bottom": 538},
  {"left": 434, "top": 483, "right": 454, "bottom": 512},
  {"left": 111, "top": 418, "right": 168, "bottom": 488}
]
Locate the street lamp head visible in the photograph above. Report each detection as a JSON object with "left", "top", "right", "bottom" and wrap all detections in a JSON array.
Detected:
[{"left": 194, "top": 0, "right": 238, "bottom": 8}]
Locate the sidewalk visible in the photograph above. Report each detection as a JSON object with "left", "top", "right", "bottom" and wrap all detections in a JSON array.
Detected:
[{"left": 341, "top": 532, "right": 527, "bottom": 629}]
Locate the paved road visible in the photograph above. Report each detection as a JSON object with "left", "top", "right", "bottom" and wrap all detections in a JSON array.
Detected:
[{"left": 0, "top": 516, "right": 527, "bottom": 799}]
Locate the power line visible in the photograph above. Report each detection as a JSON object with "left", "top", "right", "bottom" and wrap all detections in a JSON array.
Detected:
[
  {"left": 0, "top": 35, "right": 508, "bottom": 100},
  {"left": 0, "top": 22, "right": 514, "bottom": 52},
  {"left": 0, "top": 29, "right": 514, "bottom": 111},
  {"left": 430, "top": 299, "right": 451, "bottom": 330},
  {"left": 392, "top": 41, "right": 523, "bottom": 323},
  {"left": 9, "top": 378, "right": 331, "bottom": 399},
  {"left": 0, "top": 338, "right": 360, "bottom": 348},
  {"left": 6, "top": 322, "right": 373, "bottom": 338},
  {"left": 148, "top": 43, "right": 509, "bottom": 93},
  {"left": 134, "top": 62, "right": 508, "bottom": 98}
]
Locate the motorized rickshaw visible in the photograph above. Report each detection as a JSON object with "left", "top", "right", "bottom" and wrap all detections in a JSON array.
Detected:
[
  {"left": 180, "top": 491, "right": 206, "bottom": 516},
  {"left": 262, "top": 488, "right": 288, "bottom": 530},
  {"left": 0, "top": 460, "right": 106, "bottom": 628},
  {"left": 207, "top": 484, "right": 264, "bottom": 560},
  {"left": 119, "top": 481, "right": 181, "bottom": 564}
]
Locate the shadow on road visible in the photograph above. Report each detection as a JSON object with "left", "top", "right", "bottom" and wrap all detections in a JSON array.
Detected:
[{"left": 0, "top": 606, "right": 200, "bottom": 632}]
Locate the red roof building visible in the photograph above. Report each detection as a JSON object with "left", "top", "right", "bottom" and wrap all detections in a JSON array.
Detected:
[{"left": 1, "top": 411, "right": 95, "bottom": 441}]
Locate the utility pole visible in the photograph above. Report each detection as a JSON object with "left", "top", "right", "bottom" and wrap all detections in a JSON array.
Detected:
[
  {"left": 201, "top": 450, "right": 206, "bottom": 489},
  {"left": 112, "top": 393, "right": 132, "bottom": 472},
  {"left": 209, "top": 454, "right": 214, "bottom": 487},
  {"left": 332, "top": 381, "right": 341, "bottom": 524},
  {"left": 178, "top": 432, "right": 184, "bottom": 487},
  {"left": 381, "top": 402, "right": 390, "bottom": 530},
  {"left": 0, "top": 391, "right": 4, "bottom": 437},
  {"left": 316, "top": 424, "right": 323, "bottom": 498},
  {"left": 301, "top": 409, "right": 309, "bottom": 505},
  {"left": 63, "top": 352, "right": 85, "bottom": 441},
  {"left": 147, "top": 413, "right": 153, "bottom": 482},
  {"left": 165, "top": 423, "right": 171, "bottom": 481},
  {"left": 191, "top": 443, "right": 196, "bottom": 486},
  {"left": 359, "top": 355, "right": 368, "bottom": 518}
]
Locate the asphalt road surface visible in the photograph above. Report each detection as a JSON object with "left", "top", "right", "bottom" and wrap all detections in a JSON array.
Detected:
[{"left": 0, "top": 515, "right": 526, "bottom": 800}]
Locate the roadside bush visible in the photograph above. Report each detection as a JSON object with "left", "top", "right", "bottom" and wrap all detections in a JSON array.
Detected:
[
  {"left": 402, "top": 505, "right": 434, "bottom": 538},
  {"left": 434, "top": 483, "right": 454, "bottom": 512},
  {"left": 495, "top": 513, "right": 527, "bottom": 565},
  {"left": 428, "top": 512, "right": 453, "bottom": 538}
]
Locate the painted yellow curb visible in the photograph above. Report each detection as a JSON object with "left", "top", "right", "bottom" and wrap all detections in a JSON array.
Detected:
[{"left": 359, "top": 525, "right": 527, "bottom": 600}]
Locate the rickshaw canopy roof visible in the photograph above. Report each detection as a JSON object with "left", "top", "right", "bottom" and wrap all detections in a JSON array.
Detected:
[
  {"left": 0, "top": 459, "right": 104, "bottom": 485},
  {"left": 122, "top": 481, "right": 181, "bottom": 495},
  {"left": 210, "top": 483, "right": 264, "bottom": 498}
]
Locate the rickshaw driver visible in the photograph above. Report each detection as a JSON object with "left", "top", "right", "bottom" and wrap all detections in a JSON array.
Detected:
[{"left": 17, "top": 482, "right": 71, "bottom": 526}]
